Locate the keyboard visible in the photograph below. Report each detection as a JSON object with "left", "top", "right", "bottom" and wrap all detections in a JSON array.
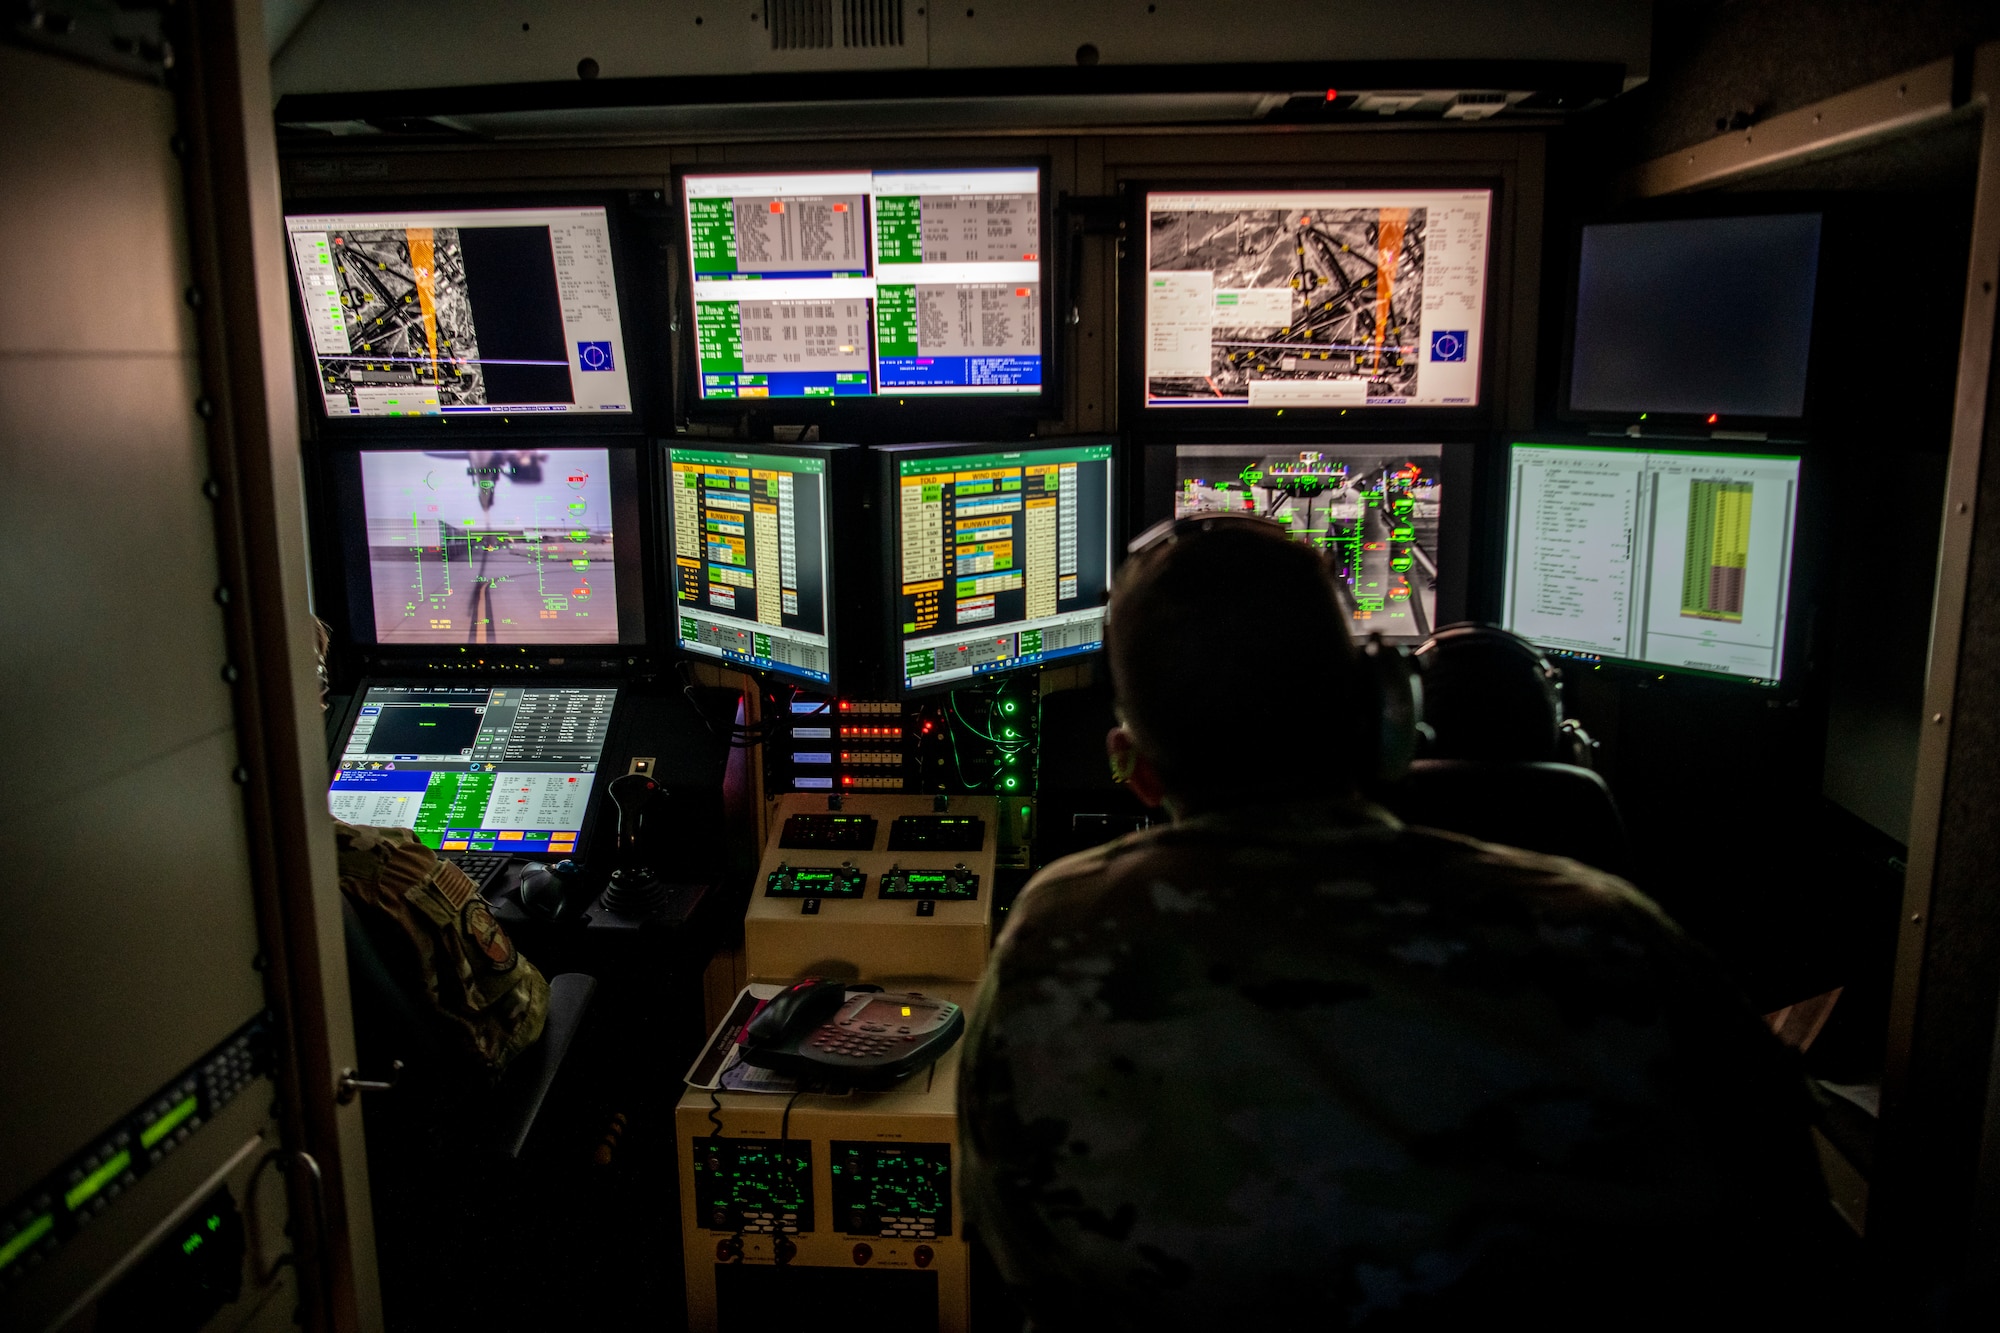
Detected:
[{"left": 446, "top": 853, "right": 511, "bottom": 894}]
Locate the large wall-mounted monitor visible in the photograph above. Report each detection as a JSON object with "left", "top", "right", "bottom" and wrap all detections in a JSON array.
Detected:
[
  {"left": 664, "top": 444, "right": 837, "bottom": 685},
  {"left": 1173, "top": 443, "right": 1444, "bottom": 641},
  {"left": 335, "top": 446, "right": 647, "bottom": 647},
  {"left": 328, "top": 682, "right": 619, "bottom": 856},
  {"left": 285, "top": 204, "right": 635, "bottom": 419},
  {"left": 681, "top": 167, "right": 1047, "bottom": 409},
  {"left": 1502, "top": 441, "right": 1802, "bottom": 684},
  {"left": 883, "top": 440, "right": 1115, "bottom": 693},
  {"left": 1564, "top": 212, "right": 1823, "bottom": 424},
  {"left": 1142, "top": 188, "right": 1493, "bottom": 411}
]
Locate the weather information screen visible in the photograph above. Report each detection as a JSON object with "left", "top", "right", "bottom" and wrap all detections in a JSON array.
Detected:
[
  {"left": 285, "top": 205, "right": 632, "bottom": 418},
  {"left": 1145, "top": 189, "right": 1492, "bottom": 408},
  {"left": 1502, "top": 442, "right": 1801, "bottom": 683},
  {"left": 328, "top": 684, "right": 618, "bottom": 856},
  {"left": 355, "top": 448, "right": 633, "bottom": 645},
  {"left": 894, "top": 442, "right": 1113, "bottom": 690},
  {"left": 667, "top": 447, "right": 833, "bottom": 683},
  {"left": 1176, "top": 444, "right": 1443, "bottom": 641},
  {"left": 683, "top": 168, "right": 1042, "bottom": 400}
]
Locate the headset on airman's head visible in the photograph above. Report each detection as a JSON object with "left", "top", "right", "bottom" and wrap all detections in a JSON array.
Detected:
[{"left": 1119, "top": 513, "right": 1423, "bottom": 786}]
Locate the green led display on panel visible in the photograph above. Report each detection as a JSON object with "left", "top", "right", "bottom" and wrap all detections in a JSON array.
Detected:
[
  {"left": 876, "top": 284, "right": 918, "bottom": 357},
  {"left": 695, "top": 302, "right": 744, "bottom": 374},
  {"left": 874, "top": 196, "right": 922, "bottom": 263}
]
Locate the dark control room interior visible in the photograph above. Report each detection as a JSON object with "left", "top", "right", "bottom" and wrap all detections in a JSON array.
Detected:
[{"left": 6, "top": 1, "right": 2000, "bottom": 1330}]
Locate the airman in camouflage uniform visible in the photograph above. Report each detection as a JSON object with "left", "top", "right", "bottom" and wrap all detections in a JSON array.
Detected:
[
  {"left": 334, "top": 819, "right": 549, "bottom": 1077},
  {"left": 958, "top": 517, "right": 1834, "bottom": 1330}
]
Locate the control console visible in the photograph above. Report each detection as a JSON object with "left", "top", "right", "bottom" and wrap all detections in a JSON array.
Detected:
[{"left": 746, "top": 794, "right": 998, "bottom": 983}]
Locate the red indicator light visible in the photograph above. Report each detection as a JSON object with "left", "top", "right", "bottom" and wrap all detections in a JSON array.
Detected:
[
  {"left": 1707, "top": 413, "right": 1719, "bottom": 424},
  {"left": 1325, "top": 88, "right": 1339, "bottom": 101},
  {"left": 1015, "top": 287, "right": 1029, "bottom": 297},
  {"left": 832, "top": 202, "right": 847, "bottom": 213},
  {"left": 769, "top": 201, "right": 784, "bottom": 214}
]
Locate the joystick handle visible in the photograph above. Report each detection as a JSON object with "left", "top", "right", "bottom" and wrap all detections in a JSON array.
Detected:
[{"left": 606, "top": 773, "right": 664, "bottom": 866}]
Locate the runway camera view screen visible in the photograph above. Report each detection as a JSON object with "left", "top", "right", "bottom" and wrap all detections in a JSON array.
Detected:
[
  {"left": 285, "top": 205, "right": 633, "bottom": 418},
  {"left": 1146, "top": 189, "right": 1492, "bottom": 409},
  {"left": 683, "top": 168, "right": 1043, "bottom": 400},
  {"left": 356, "top": 448, "right": 632, "bottom": 646},
  {"left": 1175, "top": 444, "right": 1443, "bottom": 640},
  {"left": 1502, "top": 442, "right": 1801, "bottom": 683}
]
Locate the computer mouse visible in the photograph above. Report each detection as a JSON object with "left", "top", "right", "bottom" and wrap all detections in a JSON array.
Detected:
[
  {"left": 742, "top": 978, "right": 850, "bottom": 1047},
  {"left": 518, "top": 860, "right": 575, "bottom": 920}
]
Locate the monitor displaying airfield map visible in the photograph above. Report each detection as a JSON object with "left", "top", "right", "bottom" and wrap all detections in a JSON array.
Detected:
[
  {"left": 285, "top": 205, "right": 633, "bottom": 418},
  {"left": 1145, "top": 189, "right": 1492, "bottom": 409}
]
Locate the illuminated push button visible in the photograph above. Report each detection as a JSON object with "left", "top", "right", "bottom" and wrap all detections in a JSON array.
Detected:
[{"left": 852, "top": 1242, "right": 873, "bottom": 1265}]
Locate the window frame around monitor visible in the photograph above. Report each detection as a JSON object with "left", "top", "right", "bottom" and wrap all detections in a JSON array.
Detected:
[
  {"left": 1493, "top": 432, "right": 1821, "bottom": 692},
  {"left": 875, "top": 437, "right": 1119, "bottom": 699},
  {"left": 658, "top": 440, "right": 852, "bottom": 693},
  {"left": 1554, "top": 195, "right": 1834, "bottom": 435},
  {"left": 671, "top": 157, "right": 1058, "bottom": 437},
  {"left": 317, "top": 439, "right": 657, "bottom": 669},
  {"left": 280, "top": 187, "right": 668, "bottom": 440},
  {"left": 1119, "top": 175, "right": 1509, "bottom": 434}
]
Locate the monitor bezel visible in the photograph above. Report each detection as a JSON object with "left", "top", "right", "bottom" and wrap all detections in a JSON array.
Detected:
[
  {"left": 1134, "top": 436, "right": 1477, "bottom": 643},
  {"left": 281, "top": 188, "right": 666, "bottom": 438},
  {"left": 660, "top": 440, "right": 855, "bottom": 692},
  {"left": 319, "top": 439, "right": 656, "bottom": 662},
  {"left": 1555, "top": 197, "right": 1832, "bottom": 434},
  {"left": 672, "top": 158, "right": 1058, "bottom": 436},
  {"left": 1496, "top": 433, "right": 1816, "bottom": 691},
  {"left": 1121, "top": 176, "right": 1507, "bottom": 432},
  {"left": 325, "top": 677, "right": 630, "bottom": 865},
  {"left": 875, "top": 437, "right": 1119, "bottom": 699}
]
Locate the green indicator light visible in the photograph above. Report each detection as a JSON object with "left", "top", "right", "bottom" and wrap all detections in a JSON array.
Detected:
[
  {"left": 1003, "top": 776, "right": 1019, "bottom": 790},
  {"left": 65, "top": 1149, "right": 132, "bottom": 1211},
  {"left": 0, "top": 1214, "right": 54, "bottom": 1269},
  {"left": 1021, "top": 805, "right": 1030, "bottom": 817},
  {"left": 142, "top": 1095, "right": 199, "bottom": 1149},
  {"left": 1002, "top": 701, "right": 1017, "bottom": 714},
  {"left": 1004, "top": 728, "right": 1019, "bottom": 740},
  {"left": 1003, "top": 752, "right": 1017, "bottom": 764},
  {"left": 182, "top": 1231, "right": 205, "bottom": 1256}
]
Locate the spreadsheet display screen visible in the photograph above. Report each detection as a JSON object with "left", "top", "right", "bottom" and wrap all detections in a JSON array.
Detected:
[
  {"left": 683, "top": 168, "right": 1043, "bottom": 401},
  {"left": 1502, "top": 443, "right": 1801, "bottom": 683},
  {"left": 666, "top": 447, "right": 834, "bottom": 684},
  {"left": 285, "top": 205, "right": 633, "bottom": 418},
  {"left": 892, "top": 442, "right": 1114, "bottom": 690},
  {"left": 328, "top": 684, "right": 618, "bottom": 856}
]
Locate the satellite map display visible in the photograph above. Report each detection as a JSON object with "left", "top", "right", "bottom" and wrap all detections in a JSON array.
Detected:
[
  {"left": 1146, "top": 190, "right": 1491, "bottom": 409},
  {"left": 1176, "top": 443, "right": 1443, "bottom": 639},
  {"left": 325, "top": 226, "right": 487, "bottom": 408}
]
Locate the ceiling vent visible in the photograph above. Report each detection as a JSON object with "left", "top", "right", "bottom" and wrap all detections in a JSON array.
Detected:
[{"left": 766, "top": 0, "right": 904, "bottom": 50}]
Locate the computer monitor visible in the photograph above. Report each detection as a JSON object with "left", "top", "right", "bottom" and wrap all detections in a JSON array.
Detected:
[
  {"left": 1565, "top": 213, "right": 1822, "bottom": 423},
  {"left": 665, "top": 444, "right": 837, "bottom": 685},
  {"left": 1142, "top": 188, "right": 1493, "bottom": 410},
  {"left": 682, "top": 167, "right": 1046, "bottom": 404},
  {"left": 328, "top": 682, "right": 619, "bottom": 856},
  {"left": 1502, "top": 441, "right": 1803, "bottom": 684},
  {"left": 884, "top": 440, "right": 1115, "bottom": 692},
  {"left": 1173, "top": 443, "right": 1443, "bottom": 641},
  {"left": 284, "top": 204, "right": 635, "bottom": 419},
  {"left": 338, "top": 446, "right": 646, "bottom": 646}
]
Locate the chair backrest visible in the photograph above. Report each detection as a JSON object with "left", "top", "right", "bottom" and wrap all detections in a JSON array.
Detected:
[{"left": 1385, "top": 760, "right": 1633, "bottom": 878}]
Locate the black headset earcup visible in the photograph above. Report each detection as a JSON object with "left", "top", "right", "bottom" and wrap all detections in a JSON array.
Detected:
[{"left": 1361, "top": 633, "right": 1422, "bottom": 784}]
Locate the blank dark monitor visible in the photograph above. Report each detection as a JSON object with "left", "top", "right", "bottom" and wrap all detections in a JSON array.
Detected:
[
  {"left": 284, "top": 205, "right": 634, "bottom": 419},
  {"left": 347, "top": 447, "right": 645, "bottom": 646},
  {"left": 1174, "top": 443, "right": 1443, "bottom": 641},
  {"left": 885, "top": 441, "right": 1115, "bottom": 691},
  {"left": 1568, "top": 213, "right": 1822, "bottom": 419}
]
